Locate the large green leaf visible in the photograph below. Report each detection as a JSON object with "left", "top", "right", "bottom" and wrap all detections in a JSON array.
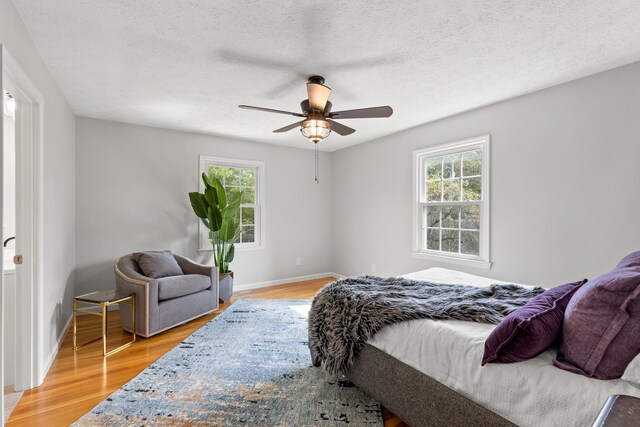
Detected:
[
  {"left": 215, "top": 191, "right": 242, "bottom": 242},
  {"left": 213, "top": 179, "right": 227, "bottom": 209},
  {"left": 219, "top": 217, "right": 239, "bottom": 241},
  {"left": 224, "top": 244, "right": 235, "bottom": 263},
  {"left": 232, "top": 227, "right": 242, "bottom": 242},
  {"left": 223, "top": 191, "right": 242, "bottom": 217},
  {"left": 189, "top": 192, "right": 209, "bottom": 218},
  {"left": 206, "top": 206, "right": 223, "bottom": 232},
  {"left": 218, "top": 218, "right": 230, "bottom": 242},
  {"left": 204, "top": 186, "right": 218, "bottom": 206},
  {"left": 202, "top": 172, "right": 214, "bottom": 189}
]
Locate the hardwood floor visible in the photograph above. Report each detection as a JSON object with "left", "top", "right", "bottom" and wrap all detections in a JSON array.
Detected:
[
  {"left": 3, "top": 386, "right": 22, "bottom": 424},
  {"left": 8, "top": 277, "right": 407, "bottom": 426}
]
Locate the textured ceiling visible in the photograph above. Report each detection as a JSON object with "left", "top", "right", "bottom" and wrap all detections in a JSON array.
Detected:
[{"left": 12, "top": 0, "right": 640, "bottom": 151}]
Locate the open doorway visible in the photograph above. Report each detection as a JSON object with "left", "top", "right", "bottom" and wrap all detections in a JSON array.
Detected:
[{"left": 1, "top": 46, "right": 45, "bottom": 424}]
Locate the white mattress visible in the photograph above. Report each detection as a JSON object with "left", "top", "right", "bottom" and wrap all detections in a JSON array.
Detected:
[{"left": 366, "top": 268, "right": 640, "bottom": 427}]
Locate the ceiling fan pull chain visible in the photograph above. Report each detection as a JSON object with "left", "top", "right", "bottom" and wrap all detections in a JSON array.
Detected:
[{"left": 315, "top": 142, "right": 320, "bottom": 184}]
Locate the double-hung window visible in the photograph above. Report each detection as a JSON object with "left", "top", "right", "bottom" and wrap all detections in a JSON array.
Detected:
[
  {"left": 412, "top": 135, "right": 491, "bottom": 269},
  {"left": 198, "top": 156, "right": 265, "bottom": 251}
]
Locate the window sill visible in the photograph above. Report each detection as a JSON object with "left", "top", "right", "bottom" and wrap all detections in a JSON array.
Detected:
[
  {"left": 411, "top": 251, "right": 492, "bottom": 270},
  {"left": 199, "top": 244, "right": 265, "bottom": 253}
]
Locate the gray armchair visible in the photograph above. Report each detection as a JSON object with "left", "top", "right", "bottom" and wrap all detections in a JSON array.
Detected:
[{"left": 115, "top": 253, "right": 219, "bottom": 337}]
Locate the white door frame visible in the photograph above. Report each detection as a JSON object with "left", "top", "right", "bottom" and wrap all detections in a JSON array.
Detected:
[
  {"left": 1, "top": 46, "right": 5, "bottom": 426},
  {"left": 1, "top": 45, "right": 45, "bottom": 395}
]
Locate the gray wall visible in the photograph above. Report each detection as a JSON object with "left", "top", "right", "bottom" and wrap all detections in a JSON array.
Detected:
[
  {"left": 0, "top": 1, "right": 76, "bottom": 368},
  {"left": 331, "top": 61, "right": 640, "bottom": 287},
  {"left": 75, "top": 118, "right": 332, "bottom": 294}
]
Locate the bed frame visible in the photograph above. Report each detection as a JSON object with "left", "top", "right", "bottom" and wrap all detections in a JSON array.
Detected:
[{"left": 347, "top": 344, "right": 516, "bottom": 427}]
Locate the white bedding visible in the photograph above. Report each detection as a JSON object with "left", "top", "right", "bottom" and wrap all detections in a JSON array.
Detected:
[{"left": 366, "top": 268, "right": 640, "bottom": 427}]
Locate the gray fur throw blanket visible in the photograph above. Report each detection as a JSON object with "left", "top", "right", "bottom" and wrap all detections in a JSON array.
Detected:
[{"left": 308, "top": 275, "right": 544, "bottom": 376}]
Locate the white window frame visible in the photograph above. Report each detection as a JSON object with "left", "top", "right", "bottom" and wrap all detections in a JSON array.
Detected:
[
  {"left": 198, "top": 155, "right": 265, "bottom": 252},
  {"left": 412, "top": 135, "right": 491, "bottom": 269}
]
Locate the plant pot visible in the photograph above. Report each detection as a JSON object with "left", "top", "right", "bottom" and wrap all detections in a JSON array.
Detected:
[{"left": 219, "top": 272, "right": 234, "bottom": 303}]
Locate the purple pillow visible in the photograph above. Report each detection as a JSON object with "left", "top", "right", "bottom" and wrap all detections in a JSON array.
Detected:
[
  {"left": 554, "top": 250, "right": 640, "bottom": 379},
  {"left": 482, "top": 280, "right": 586, "bottom": 365}
]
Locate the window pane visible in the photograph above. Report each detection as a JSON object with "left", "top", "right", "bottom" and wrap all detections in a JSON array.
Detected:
[
  {"left": 443, "top": 179, "right": 461, "bottom": 201},
  {"left": 241, "top": 168, "right": 255, "bottom": 186},
  {"left": 241, "top": 207, "right": 254, "bottom": 225},
  {"left": 463, "top": 150, "right": 481, "bottom": 176},
  {"left": 441, "top": 229, "right": 459, "bottom": 253},
  {"left": 453, "top": 155, "right": 461, "bottom": 178},
  {"left": 242, "top": 226, "right": 255, "bottom": 243},
  {"left": 427, "top": 181, "right": 442, "bottom": 202},
  {"left": 426, "top": 228, "right": 440, "bottom": 250},
  {"left": 426, "top": 158, "right": 442, "bottom": 180},
  {"left": 227, "top": 167, "right": 242, "bottom": 186},
  {"left": 461, "top": 230, "right": 480, "bottom": 256},
  {"left": 208, "top": 166, "right": 226, "bottom": 183},
  {"left": 426, "top": 206, "right": 441, "bottom": 228},
  {"left": 241, "top": 188, "right": 255, "bottom": 204},
  {"left": 442, "top": 155, "right": 457, "bottom": 179},
  {"left": 461, "top": 205, "right": 480, "bottom": 230},
  {"left": 462, "top": 177, "right": 482, "bottom": 201},
  {"left": 226, "top": 186, "right": 241, "bottom": 200},
  {"left": 441, "top": 206, "right": 459, "bottom": 229}
]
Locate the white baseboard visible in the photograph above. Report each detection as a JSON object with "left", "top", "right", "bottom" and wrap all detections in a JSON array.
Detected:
[
  {"left": 42, "top": 314, "right": 73, "bottom": 378},
  {"left": 233, "top": 272, "right": 342, "bottom": 292}
]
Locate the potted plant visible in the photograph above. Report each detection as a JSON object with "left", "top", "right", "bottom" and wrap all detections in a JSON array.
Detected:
[{"left": 189, "top": 173, "right": 242, "bottom": 302}]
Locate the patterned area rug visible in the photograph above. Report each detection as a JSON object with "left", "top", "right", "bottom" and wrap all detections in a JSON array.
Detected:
[{"left": 74, "top": 299, "right": 382, "bottom": 426}]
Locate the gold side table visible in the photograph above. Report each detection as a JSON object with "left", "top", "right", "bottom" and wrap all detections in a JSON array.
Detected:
[{"left": 73, "top": 290, "right": 136, "bottom": 357}]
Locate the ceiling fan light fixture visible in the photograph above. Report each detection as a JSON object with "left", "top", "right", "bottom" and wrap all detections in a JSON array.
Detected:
[{"left": 300, "top": 118, "right": 331, "bottom": 144}]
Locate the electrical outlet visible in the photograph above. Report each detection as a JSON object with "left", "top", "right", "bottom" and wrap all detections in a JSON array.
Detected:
[
  {"left": 296, "top": 257, "right": 302, "bottom": 266},
  {"left": 371, "top": 263, "right": 377, "bottom": 273}
]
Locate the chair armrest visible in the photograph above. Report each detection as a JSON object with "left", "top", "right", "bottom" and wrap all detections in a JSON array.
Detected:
[
  {"left": 114, "top": 258, "right": 159, "bottom": 337},
  {"left": 115, "top": 265, "right": 149, "bottom": 285},
  {"left": 175, "top": 254, "right": 217, "bottom": 277}
]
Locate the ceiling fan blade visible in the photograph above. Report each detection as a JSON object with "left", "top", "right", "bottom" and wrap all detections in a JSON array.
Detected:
[
  {"left": 307, "top": 83, "right": 331, "bottom": 111},
  {"left": 327, "top": 119, "right": 356, "bottom": 136},
  {"left": 239, "top": 105, "right": 305, "bottom": 117},
  {"left": 273, "top": 121, "right": 303, "bottom": 133},
  {"left": 329, "top": 106, "right": 393, "bottom": 119}
]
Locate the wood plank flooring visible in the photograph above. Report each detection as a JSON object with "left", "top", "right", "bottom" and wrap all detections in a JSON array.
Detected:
[
  {"left": 3, "top": 386, "right": 23, "bottom": 424},
  {"left": 8, "top": 277, "right": 407, "bottom": 426}
]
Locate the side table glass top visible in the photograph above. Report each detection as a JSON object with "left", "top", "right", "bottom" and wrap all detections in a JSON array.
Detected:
[{"left": 74, "top": 290, "right": 132, "bottom": 304}]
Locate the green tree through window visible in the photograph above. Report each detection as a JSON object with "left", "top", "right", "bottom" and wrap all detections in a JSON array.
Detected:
[
  {"left": 208, "top": 165, "right": 257, "bottom": 244},
  {"left": 423, "top": 149, "right": 482, "bottom": 256}
]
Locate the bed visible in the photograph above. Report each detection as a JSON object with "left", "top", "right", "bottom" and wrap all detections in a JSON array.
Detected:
[{"left": 346, "top": 268, "right": 640, "bottom": 427}]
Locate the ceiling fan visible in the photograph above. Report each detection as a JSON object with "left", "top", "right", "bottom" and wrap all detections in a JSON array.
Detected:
[{"left": 238, "top": 75, "right": 393, "bottom": 145}]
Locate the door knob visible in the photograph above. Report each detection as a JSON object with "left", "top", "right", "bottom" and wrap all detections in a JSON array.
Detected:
[{"left": 13, "top": 255, "right": 23, "bottom": 264}]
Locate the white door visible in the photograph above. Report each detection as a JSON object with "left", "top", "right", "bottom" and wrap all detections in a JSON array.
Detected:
[
  {"left": 1, "top": 46, "right": 46, "bottom": 426},
  {"left": 2, "top": 81, "right": 20, "bottom": 427},
  {"left": 1, "top": 46, "right": 5, "bottom": 427}
]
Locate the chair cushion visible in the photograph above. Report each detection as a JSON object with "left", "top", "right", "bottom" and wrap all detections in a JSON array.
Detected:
[
  {"left": 132, "top": 250, "right": 183, "bottom": 279},
  {"left": 157, "top": 274, "right": 211, "bottom": 301}
]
